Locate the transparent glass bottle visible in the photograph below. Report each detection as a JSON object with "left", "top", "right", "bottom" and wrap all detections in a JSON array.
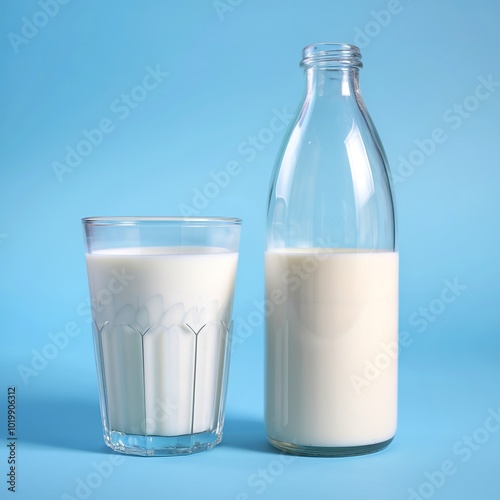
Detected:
[{"left": 265, "top": 43, "right": 398, "bottom": 456}]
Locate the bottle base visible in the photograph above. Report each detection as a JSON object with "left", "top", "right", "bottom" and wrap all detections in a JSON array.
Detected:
[
  {"left": 103, "top": 429, "right": 222, "bottom": 456},
  {"left": 268, "top": 436, "right": 394, "bottom": 457}
]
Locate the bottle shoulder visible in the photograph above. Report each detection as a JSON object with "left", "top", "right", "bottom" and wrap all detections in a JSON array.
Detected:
[{"left": 266, "top": 94, "right": 395, "bottom": 251}]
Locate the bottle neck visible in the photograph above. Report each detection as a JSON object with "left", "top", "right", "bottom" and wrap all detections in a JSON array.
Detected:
[{"left": 306, "top": 67, "right": 360, "bottom": 97}]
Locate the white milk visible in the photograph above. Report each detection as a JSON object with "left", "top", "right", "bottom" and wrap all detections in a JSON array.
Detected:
[
  {"left": 85, "top": 246, "right": 238, "bottom": 437},
  {"left": 265, "top": 249, "right": 398, "bottom": 448}
]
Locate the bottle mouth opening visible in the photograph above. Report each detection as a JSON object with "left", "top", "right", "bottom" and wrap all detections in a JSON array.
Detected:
[{"left": 300, "top": 43, "right": 362, "bottom": 69}]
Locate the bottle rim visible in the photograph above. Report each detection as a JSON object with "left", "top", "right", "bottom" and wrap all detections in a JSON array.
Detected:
[{"left": 300, "top": 43, "right": 362, "bottom": 69}]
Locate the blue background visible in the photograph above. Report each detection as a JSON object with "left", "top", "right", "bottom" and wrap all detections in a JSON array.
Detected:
[{"left": 1, "top": 0, "right": 499, "bottom": 499}]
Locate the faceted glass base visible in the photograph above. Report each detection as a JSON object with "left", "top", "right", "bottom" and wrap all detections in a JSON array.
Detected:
[
  {"left": 104, "top": 429, "right": 222, "bottom": 456},
  {"left": 268, "top": 436, "right": 394, "bottom": 457}
]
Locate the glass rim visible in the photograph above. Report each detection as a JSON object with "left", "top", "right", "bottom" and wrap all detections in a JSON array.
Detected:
[{"left": 82, "top": 216, "right": 242, "bottom": 227}]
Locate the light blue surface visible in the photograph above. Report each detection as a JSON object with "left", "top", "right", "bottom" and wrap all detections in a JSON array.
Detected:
[{"left": 1, "top": 1, "right": 499, "bottom": 498}]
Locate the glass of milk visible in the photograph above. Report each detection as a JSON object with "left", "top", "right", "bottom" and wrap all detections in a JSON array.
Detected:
[{"left": 82, "top": 217, "right": 241, "bottom": 456}]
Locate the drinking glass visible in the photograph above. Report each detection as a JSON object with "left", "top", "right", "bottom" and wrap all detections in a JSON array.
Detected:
[{"left": 82, "top": 216, "right": 242, "bottom": 456}]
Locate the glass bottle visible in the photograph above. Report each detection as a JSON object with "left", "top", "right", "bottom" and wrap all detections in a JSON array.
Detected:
[{"left": 265, "top": 43, "right": 398, "bottom": 456}]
